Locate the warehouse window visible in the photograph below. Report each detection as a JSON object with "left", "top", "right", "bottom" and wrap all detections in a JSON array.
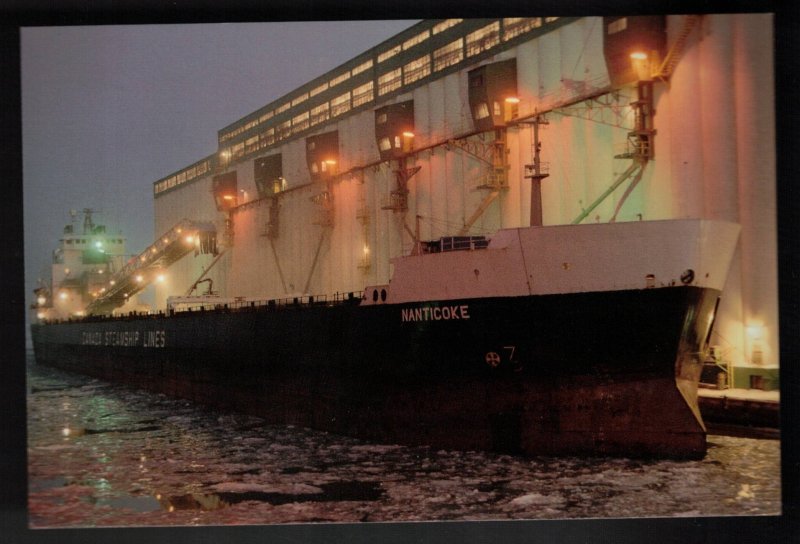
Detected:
[
  {"left": 329, "top": 71, "right": 351, "bottom": 88},
  {"left": 403, "top": 55, "right": 431, "bottom": 85},
  {"left": 331, "top": 92, "right": 351, "bottom": 117},
  {"left": 276, "top": 120, "right": 291, "bottom": 140},
  {"left": 352, "top": 59, "right": 373, "bottom": 75},
  {"left": 403, "top": 30, "right": 430, "bottom": 50},
  {"left": 466, "top": 22, "right": 500, "bottom": 57},
  {"left": 433, "top": 39, "right": 463, "bottom": 71},
  {"left": 474, "top": 102, "right": 490, "bottom": 120},
  {"left": 292, "top": 111, "right": 310, "bottom": 132},
  {"left": 378, "top": 68, "right": 402, "bottom": 96},
  {"left": 503, "top": 18, "right": 542, "bottom": 41},
  {"left": 310, "top": 82, "right": 329, "bottom": 97},
  {"left": 378, "top": 44, "right": 401, "bottom": 63},
  {"left": 275, "top": 102, "right": 290, "bottom": 115},
  {"left": 291, "top": 93, "right": 309, "bottom": 107},
  {"left": 261, "top": 128, "right": 275, "bottom": 146},
  {"left": 310, "top": 103, "right": 330, "bottom": 126},
  {"left": 352, "top": 81, "right": 374, "bottom": 107},
  {"left": 607, "top": 18, "right": 627, "bottom": 34},
  {"left": 433, "top": 19, "right": 462, "bottom": 35}
]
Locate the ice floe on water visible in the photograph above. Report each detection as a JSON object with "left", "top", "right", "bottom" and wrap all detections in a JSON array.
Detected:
[{"left": 26, "top": 360, "right": 781, "bottom": 527}]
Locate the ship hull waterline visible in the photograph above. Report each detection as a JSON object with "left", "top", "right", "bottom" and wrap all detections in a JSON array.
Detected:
[{"left": 31, "top": 284, "right": 718, "bottom": 459}]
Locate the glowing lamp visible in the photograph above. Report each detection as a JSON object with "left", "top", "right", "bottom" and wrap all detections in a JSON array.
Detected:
[
  {"left": 746, "top": 324, "right": 764, "bottom": 340},
  {"left": 222, "top": 195, "right": 235, "bottom": 201},
  {"left": 37, "top": 296, "right": 46, "bottom": 305},
  {"left": 630, "top": 51, "right": 648, "bottom": 60},
  {"left": 156, "top": 274, "right": 165, "bottom": 283},
  {"left": 504, "top": 96, "right": 520, "bottom": 104},
  {"left": 135, "top": 275, "right": 144, "bottom": 283},
  {"left": 59, "top": 292, "right": 68, "bottom": 300}
]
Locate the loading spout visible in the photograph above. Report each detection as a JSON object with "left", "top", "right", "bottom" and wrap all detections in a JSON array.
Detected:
[{"left": 84, "top": 219, "right": 217, "bottom": 315}]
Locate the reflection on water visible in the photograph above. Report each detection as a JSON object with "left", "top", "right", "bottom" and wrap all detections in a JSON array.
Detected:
[{"left": 27, "top": 357, "right": 781, "bottom": 527}]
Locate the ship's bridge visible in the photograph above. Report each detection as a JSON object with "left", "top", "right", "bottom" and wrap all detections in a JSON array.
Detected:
[{"left": 84, "top": 219, "right": 217, "bottom": 316}]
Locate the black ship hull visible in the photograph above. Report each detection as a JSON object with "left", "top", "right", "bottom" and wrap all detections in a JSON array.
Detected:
[{"left": 31, "top": 284, "right": 719, "bottom": 458}]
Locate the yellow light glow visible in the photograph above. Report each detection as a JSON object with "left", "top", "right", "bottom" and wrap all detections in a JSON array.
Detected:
[
  {"left": 100, "top": 287, "right": 106, "bottom": 293},
  {"left": 504, "top": 96, "right": 520, "bottom": 104},
  {"left": 324, "top": 159, "right": 337, "bottom": 165},
  {"left": 62, "top": 427, "right": 71, "bottom": 437},
  {"left": 37, "top": 296, "right": 46, "bottom": 305},
  {"left": 135, "top": 275, "right": 144, "bottom": 283},
  {"left": 185, "top": 235, "right": 195, "bottom": 244},
  {"left": 402, "top": 131, "right": 415, "bottom": 138},
  {"left": 156, "top": 274, "right": 165, "bottom": 283},
  {"left": 59, "top": 292, "right": 68, "bottom": 300},
  {"left": 110, "top": 280, "right": 116, "bottom": 286},
  {"left": 746, "top": 324, "right": 764, "bottom": 340},
  {"left": 630, "top": 51, "right": 648, "bottom": 60},
  {"left": 37, "top": 312, "right": 45, "bottom": 319},
  {"left": 222, "top": 195, "right": 234, "bottom": 201}
]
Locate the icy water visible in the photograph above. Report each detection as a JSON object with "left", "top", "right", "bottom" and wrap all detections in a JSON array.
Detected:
[{"left": 26, "top": 357, "right": 781, "bottom": 528}]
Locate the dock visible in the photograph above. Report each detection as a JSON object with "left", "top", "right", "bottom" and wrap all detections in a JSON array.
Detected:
[{"left": 698, "top": 387, "right": 780, "bottom": 439}]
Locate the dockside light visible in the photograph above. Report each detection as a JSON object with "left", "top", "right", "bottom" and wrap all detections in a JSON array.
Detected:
[
  {"left": 212, "top": 171, "right": 239, "bottom": 210},
  {"left": 468, "top": 59, "right": 518, "bottom": 130},
  {"left": 306, "top": 131, "right": 340, "bottom": 182},
  {"left": 375, "top": 101, "right": 415, "bottom": 160}
]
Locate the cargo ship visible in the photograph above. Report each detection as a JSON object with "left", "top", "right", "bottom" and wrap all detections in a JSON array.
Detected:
[
  {"left": 30, "top": 209, "right": 740, "bottom": 458},
  {"left": 29, "top": 15, "right": 775, "bottom": 458}
]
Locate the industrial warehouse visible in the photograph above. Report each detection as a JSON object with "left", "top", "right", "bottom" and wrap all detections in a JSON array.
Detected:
[
  {"left": 30, "top": 14, "right": 778, "bottom": 459},
  {"left": 148, "top": 15, "right": 777, "bottom": 389}
]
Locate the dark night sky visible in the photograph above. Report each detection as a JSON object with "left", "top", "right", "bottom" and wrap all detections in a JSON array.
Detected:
[{"left": 21, "top": 20, "right": 416, "bottom": 306}]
